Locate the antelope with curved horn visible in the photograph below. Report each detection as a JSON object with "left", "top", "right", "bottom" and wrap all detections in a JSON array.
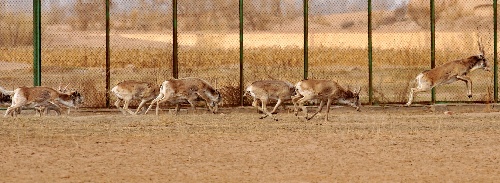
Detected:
[{"left": 406, "top": 31, "right": 490, "bottom": 106}]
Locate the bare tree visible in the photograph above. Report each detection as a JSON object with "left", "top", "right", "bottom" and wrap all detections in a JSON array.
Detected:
[{"left": 72, "top": 0, "right": 105, "bottom": 30}]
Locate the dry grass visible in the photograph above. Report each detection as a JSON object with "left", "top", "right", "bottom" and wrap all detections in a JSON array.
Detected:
[
  {"left": 0, "top": 13, "right": 34, "bottom": 47},
  {"left": 0, "top": 46, "right": 457, "bottom": 69}
]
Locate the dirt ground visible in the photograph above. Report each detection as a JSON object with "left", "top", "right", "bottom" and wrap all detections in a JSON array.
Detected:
[{"left": 1, "top": 105, "right": 500, "bottom": 182}]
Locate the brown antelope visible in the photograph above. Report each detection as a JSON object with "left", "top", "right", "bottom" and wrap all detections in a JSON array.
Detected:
[
  {"left": 293, "top": 79, "right": 361, "bottom": 121},
  {"left": 145, "top": 77, "right": 222, "bottom": 115},
  {"left": 245, "top": 80, "right": 295, "bottom": 120},
  {"left": 37, "top": 84, "right": 82, "bottom": 115},
  {"left": 2, "top": 85, "right": 80, "bottom": 116},
  {"left": 111, "top": 80, "right": 159, "bottom": 115},
  {"left": 406, "top": 35, "right": 490, "bottom": 106},
  {"left": 4, "top": 86, "right": 83, "bottom": 117},
  {"left": 144, "top": 77, "right": 222, "bottom": 115}
]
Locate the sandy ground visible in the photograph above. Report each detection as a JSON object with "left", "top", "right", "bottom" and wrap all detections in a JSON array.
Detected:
[{"left": 1, "top": 105, "right": 500, "bottom": 182}]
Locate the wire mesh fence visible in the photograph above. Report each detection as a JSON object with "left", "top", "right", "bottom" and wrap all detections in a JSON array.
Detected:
[
  {"left": 0, "top": 1, "right": 33, "bottom": 95},
  {"left": 0, "top": 0, "right": 498, "bottom": 108}
]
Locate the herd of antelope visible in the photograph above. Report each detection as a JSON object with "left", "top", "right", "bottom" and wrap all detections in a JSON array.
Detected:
[{"left": 0, "top": 34, "right": 491, "bottom": 121}]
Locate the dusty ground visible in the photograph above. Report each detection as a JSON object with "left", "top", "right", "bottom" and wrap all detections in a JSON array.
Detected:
[{"left": 1, "top": 105, "right": 500, "bottom": 182}]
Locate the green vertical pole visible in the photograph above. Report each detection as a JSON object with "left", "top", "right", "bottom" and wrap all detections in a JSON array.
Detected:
[
  {"left": 105, "top": 0, "right": 110, "bottom": 108},
  {"left": 494, "top": 0, "right": 498, "bottom": 103},
  {"left": 33, "top": 0, "right": 41, "bottom": 86},
  {"left": 172, "top": 0, "right": 178, "bottom": 79},
  {"left": 303, "top": 0, "right": 308, "bottom": 80},
  {"left": 239, "top": 0, "right": 244, "bottom": 106},
  {"left": 430, "top": 0, "right": 436, "bottom": 104},
  {"left": 368, "top": 0, "right": 373, "bottom": 105}
]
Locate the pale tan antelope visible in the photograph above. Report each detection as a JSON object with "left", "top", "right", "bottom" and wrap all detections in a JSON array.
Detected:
[
  {"left": 4, "top": 86, "right": 83, "bottom": 117},
  {"left": 245, "top": 80, "right": 295, "bottom": 120},
  {"left": 145, "top": 77, "right": 222, "bottom": 115},
  {"left": 111, "top": 80, "right": 159, "bottom": 115},
  {"left": 406, "top": 36, "right": 490, "bottom": 106},
  {"left": 2, "top": 85, "right": 81, "bottom": 116},
  {"left": 293, "top": 79, "right": 361, "bottom": 121},
  {"left": 2, "top": 86, "right": 57, "bottom": 116},
  {"left": 36, "top": 84, "right": 82, "bottom": 116}
]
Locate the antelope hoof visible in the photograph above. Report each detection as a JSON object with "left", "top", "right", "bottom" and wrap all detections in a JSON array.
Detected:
[
  {"left": 467, "top": 94, "right": 472, "bottom": 98},
  {"left": 259, "top": 115, "right": 268, "bottom": 119},
  {"left": 271, "top": 111, "right": 278, "bottom": 114}
]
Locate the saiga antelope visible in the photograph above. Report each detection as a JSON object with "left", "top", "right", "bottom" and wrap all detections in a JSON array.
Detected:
[
  {"left": 293, "top": 79, "right": 361, "bottom": 121},
  {"left": 2, "top": 85, "right": 80, "bottom": 116},
  {"left": 245, "top": 80, "right": 295, "bottom": 120},
  {"left": 406, "top": 34, "right": 490, "bottom": 106},
  {"left": 3, "top": 86, "right": 83, "bottom": 117},
  {"left": 145, "top": 77, "right": 222, "bottom": 115},
  {"left": 111, "top": 80, "right": 160, "bottom": 115}
]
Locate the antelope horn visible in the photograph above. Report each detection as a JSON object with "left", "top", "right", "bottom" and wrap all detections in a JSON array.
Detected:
[
  {"left": 215, "top": 78, "right": 218, "bottom": 90},
  {"left": 63, "top": 83, "right": 70, "bottom": 92},
  {"left": 476, "top": 28, "right": 485, "bottom": 55}
]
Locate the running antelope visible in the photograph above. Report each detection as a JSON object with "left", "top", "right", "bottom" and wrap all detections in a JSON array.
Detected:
[
  {"left": 406, "top": 35, "right": 490, "bottom": 106},
  {"left": 145, "top": 77, "right": 222, "bottom": 115},
  {"left": 111, "top": 80, "right": 160, "bottom": 115},
  {"left": 293, "top": 79, "right": 361, "bottom": 121},
  {"left": 2, "top": 85, "right": 80, "bottom": 116},
  {"left": 245, "top": 80, "right": 295, "bottom": 120},
  {"left": 3, "top": 86, "right": 83, "bottom": 117}
]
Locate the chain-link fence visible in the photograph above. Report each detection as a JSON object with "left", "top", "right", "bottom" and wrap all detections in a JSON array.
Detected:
[{"left": 0, "top": 0, "right": 498, "bottom": 108}]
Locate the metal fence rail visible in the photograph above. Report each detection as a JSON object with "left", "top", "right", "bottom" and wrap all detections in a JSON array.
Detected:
[{"left": 0, "top": 0, "right": 498, "bottom": 108}]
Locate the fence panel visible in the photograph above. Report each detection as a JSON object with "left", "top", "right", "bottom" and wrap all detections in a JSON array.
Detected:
[
  {"left": 241, "top": 0, "right": 304, "bottom": 106},
  {"left": 371, "top": 0, "right": 431, "bottom": 104},
  {"left": 39, "top": 0, "right": 106, "bottom": 108},
  {"left": 308, "top": 1, "right": 369, "bottom": 104},
  {"left": 177, "top": 0, "right": 240, "bottom": 106},
  {"left": 0, "top": 1, "right": 34, "bottom": 107},
  {"left": 109, "top": 0, "right": 173, "bottom": 109}
]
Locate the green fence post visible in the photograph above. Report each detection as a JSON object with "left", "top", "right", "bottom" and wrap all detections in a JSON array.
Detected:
[
  {"left": 368, "top": 0, "right": 373, "bottom": 105},
  {"left": 494, "top": 0, "right": 498, "bottom": 103},
  {"left": 105, "top": 0, "right": 110, "bottom": 108},
  {"left": 239, "top": 0, "right": 244, "bottom": 106},
  {"left": 430, "top": 0, "right": 436, "bottom": 104},
  {"left": 172, "top": 0, "right": 178, "bottom": 79},
  {"left": 33, "top": 0, "right": 41, "bottom": 86},
  {"left": 303, "top": 0, "right": 308, "bottom": 80}
]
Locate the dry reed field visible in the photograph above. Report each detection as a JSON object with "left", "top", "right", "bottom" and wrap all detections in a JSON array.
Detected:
[{"left": 1, "top": 105, "right": 500, "bottom": 182}]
